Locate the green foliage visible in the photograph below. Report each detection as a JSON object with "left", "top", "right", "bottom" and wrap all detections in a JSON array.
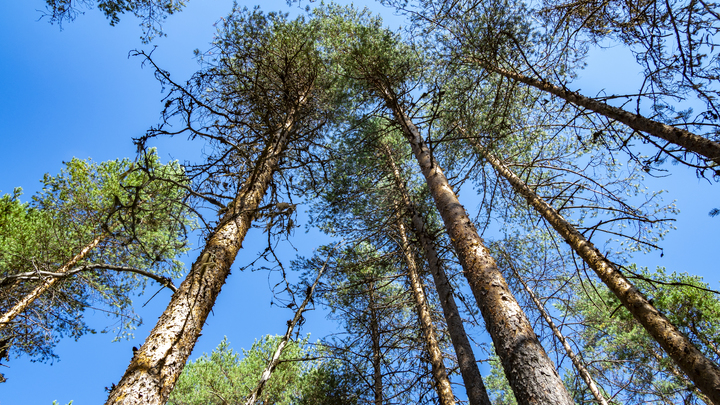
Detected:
[
  {"left": 312, "top": 4, "right": 422, "bottom": 102},
  {"left": 306, "top": 242, "right": 439, "bottom": 404},
  {"left": 168, "top": 335, "right": 358, "bottom": 405},
  {"left": 42, "top": 0, "right": 187, "bottom": 42},
  {"left": 563, "top": 265, "right": 720, "bottom": 403},
  {"left": 485, "top": 353, "right": 518, "bottom": 405},
  {"left": 0, "top": 149, "right": 193, "bottom": 362}
]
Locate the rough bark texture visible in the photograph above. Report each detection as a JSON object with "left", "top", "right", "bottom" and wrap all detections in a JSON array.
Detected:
[
  {"left": 482, "top": 148, "right": 720, "bottom": 404},
  {"left": 0, "top": 233, "right": 105, "bottom": 329},
  {"left": 382, "top": 92, "right": 574, "bottom": 405},
  {"left": 385, "top": 148, "right": 491, "bottom": 405},
  {"left": 507, "top": 261, "right": 610, "bottom": 405},
  {"left": 483, "top": 63, "right": 720, "bottom": 164},
  {"left": 105, "top": 123, "right": 294, "bottom": 405},
  {"left": 396, "top": 221, "right": 456, "bottom": 405}
]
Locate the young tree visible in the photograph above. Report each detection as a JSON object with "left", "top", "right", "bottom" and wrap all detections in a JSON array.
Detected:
[
  {"left": 313, "top": 243, "right": 439, "bottom": 405},
  {"left": 168, "top": 335, "right": 346, "bottom": 405}
]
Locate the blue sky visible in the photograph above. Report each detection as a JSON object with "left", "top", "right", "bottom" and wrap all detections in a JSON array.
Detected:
[{"left": 0, "top": 0, "right": 718, "bottom": 404}]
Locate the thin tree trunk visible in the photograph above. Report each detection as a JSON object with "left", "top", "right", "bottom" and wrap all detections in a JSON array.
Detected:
[
  {"left": 105, "top": 119, "right": 296, "bottom": 405},
  {"left": 0, "top": 233, "right": 106, "bottom": 329},
  {"left": 0, "top": 264, "right": 177, "bottom": 292},
  {"left": 395, "top": 220, "right": 456, "bottom": 405},
  {"left": 504, "top": 257, "right": 610, "bottom": 405},
  {"left": 244, "top": 248, "right": 332, "bottom": 405},
  {"left": 648, "top": 345, "right": 712, "bottom": 405},
  {"left": 478, "top": 144, "right": 720, "bottom": 404},
  {"left": 384, "top": 146, "right": 492, "bottom": 405},
  {"left": 380, "top": 90, "right": 574, "bottom": 405},
  {"left": 369, "top": 280, "right": 383, "bottom": 405},
  {"left": 481, "top": 62, "right": 720, "bottom": 164}
]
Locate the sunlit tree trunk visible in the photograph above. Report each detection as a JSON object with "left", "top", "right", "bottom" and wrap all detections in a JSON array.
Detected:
[
  {"left": 384, "top": 147, "right": 492, "bottom": 405},
  {"left": 395, "top": 220, "right": 456, "bottom": 405},
  {"left": 0, "top": 233, "right": 105, "bottom": 329},
  {"left": 105, "top": 119, "right": 296, "bottom": 405},
  {"left": 379, "top": 89, "right": 574, "bottom": 405},
  {"left": 480, "top": 62, "right": 720, "bottom": 164},
  {"left": 478, "top": 143, "right": 720, "bottom": 404}
]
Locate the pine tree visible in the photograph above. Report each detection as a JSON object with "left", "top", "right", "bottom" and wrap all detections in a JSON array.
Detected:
[{"left": 105, "top": 9, "right": 341, "bottom": 404}]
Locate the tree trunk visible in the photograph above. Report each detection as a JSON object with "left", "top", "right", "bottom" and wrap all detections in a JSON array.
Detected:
[
  {"left": 648, "top": 345, "right": 712, "bottom": 405},
  {"left": 395, "top": 220, "right": 456, "bottom": 405},
  {"left": 105, "top": 120, "right": 295, "bottom": 405},
  {"left": 479, "top": 145, "right": 720, "bottom": 404},
  {"left": 244, "top": 250, "right": 331, "bottom": 405},
  {"left": 380, "top": 91, "right": 574, "bottom": 405},
  {"left": 369, "top": 280, "right": 384, "bottom": 405},
  {"left": 504, "top": 257, "right": 610, "bottom": 405},
  {"left": 481, "top": 62, "right": 720, "bottom": 164},
  {"left": 0, "top": 233, "right": 106, "bottom": 329},
  {"left": 384, "top": 146, "right": 492, "bottom": 405}
]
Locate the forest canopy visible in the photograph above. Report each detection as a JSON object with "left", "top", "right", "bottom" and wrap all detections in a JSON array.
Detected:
[{"left": 3, "top": 0, "right": 720, "bottom": 404}]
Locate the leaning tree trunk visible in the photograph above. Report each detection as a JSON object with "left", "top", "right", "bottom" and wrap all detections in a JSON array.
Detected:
[
  {"left": 480, "top": 62, "right": 720, "bottom": 164},
  {"left": 395, "top": 220, "right": 456, "bottom": 405},
  {"left": 478, "top": 144, "right": 720, "bottom": 404},
  {"left": 0, "top": 232, "right": 106, "bottom": 330},
  {"left": 244, "top": 250, "right": 331, "bottom": 405},
  {"left": 384, "top": 147, "right": 492, "bottom": 405},
  {"left": 505, "top": 258, "right": 610, "bottom": 405},
  {"left": 379, "top": 89, "right": 574, "bottom": 405},
  {"left": 105, "top": 119, "right": 296, "bottom": 405}
]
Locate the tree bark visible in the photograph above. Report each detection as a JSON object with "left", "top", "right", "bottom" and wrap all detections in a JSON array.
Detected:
[
  {"left": 384, "top": 146, "right": 492, "bottom": 405},
  {"left": 479, "top": 145, "right": 720, "bottom": 404},
  {"left": 395, "top": 220, "right": 456, "bottom": 405},
  {"left": 105, "top": 119, "right": 296, "bottom": 405},
  {"left": 380, "top": 91, "right": 575, "bottom": 405},
  {"left": 369, "top": 280, "right": 384, "bottom": 405},
  {"left": 481, "top": 62, "right": 720, "bottom": 164},
  {"left": 0, "top": 233, "right": 106, "bottom": 330},
  {"left": 504, "top": 257, "right": 610, "bottom": 405}
]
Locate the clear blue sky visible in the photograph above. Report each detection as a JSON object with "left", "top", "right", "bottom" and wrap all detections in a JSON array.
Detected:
[{"left": 0, "top": 0, "right": 718, "bottom": 404}]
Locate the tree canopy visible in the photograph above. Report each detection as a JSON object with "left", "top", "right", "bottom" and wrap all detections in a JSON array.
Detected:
[{"left": 5, "top": 0, "right": 720, "bottom": 403}]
